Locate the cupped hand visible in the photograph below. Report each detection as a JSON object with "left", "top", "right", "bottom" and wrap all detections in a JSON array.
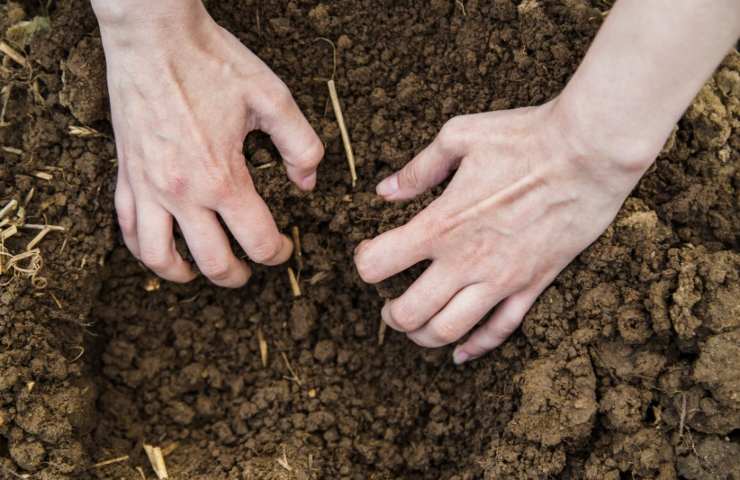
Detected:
[
  {"left": 101, "top": 8, "right": 323, "bottom": 287},
  {"left": 354, "top": 101, "right": 653, "bottom": 363}
]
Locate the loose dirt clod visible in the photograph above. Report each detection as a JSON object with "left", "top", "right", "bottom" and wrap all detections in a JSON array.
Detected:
[{"left": 378, "top": 318, "right": 388, "bottom": 346}]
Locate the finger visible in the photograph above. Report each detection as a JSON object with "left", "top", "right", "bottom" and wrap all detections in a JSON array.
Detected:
[
  {"left": 381, "top": 260, "right": 464, "bottom": 333},
  {"left": 176, "top": 209, "right": 251, "bottom": 288},
  {"left": 252, "top": 81, "right": 324, "bottom": 190},
  {"left": 136, "top": 202, "right": 195, "bottom": 283},
  {"left": 407, "top": 283, "right": 503, "bottom": 349},
  {"left": 453, "top": 289, "right": 539, "bottom": 364},
  {"left": 218, "top": 188, "right": 293, "bottom": 266},
  {"left": 376, "top": 116, "right": 471, "bottom": 201},
  {"left": 114, "top": 171, "right": 140, "bottom": 258},
  {"left": 354, "top": 216, "right": 433, "bottom": 284}
]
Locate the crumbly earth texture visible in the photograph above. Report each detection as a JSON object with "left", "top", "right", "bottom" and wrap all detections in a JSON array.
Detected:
[{"left": 0, "top": 1, "right": 738, "bottom": 479}]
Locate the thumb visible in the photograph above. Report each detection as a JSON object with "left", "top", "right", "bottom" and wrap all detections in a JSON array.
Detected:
[
  {"left": 253, "top": 80, "right": 324, "bottom": 190},
  {"left": 376, "top": 117, "right": 469, "bottom": 201}
]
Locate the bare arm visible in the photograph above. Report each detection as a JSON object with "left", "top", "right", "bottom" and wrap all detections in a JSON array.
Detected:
[
  {"left": 355, "top": 0, "right": 740, "bottom": 363},
  {"left": 559, "top": 0, "right": 740, "bottom": 169}
]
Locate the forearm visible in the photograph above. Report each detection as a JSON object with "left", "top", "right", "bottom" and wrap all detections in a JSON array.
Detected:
[{"left": 557, "top": 0, "right": 740, "bottom": 171}]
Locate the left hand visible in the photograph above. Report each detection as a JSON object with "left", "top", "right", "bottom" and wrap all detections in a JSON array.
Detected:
[{"left": 354, "top": 100, "right": 654, "bottom": 364}]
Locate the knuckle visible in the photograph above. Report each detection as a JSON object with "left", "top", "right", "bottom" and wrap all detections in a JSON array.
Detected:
[
  {"left": 198, "top": 257, "right": 232, "bottom": 282},
  {"left": 438, "top": 116, "right": 466, "bottom": 150},
  {"left": 354, "top": 249, "right": 379, "bottom": 284},
  {"left": 250, "top": 237, "right": 283, "bottom": 264},
  {"left": 389, "top": 301, "right": 417, "bottom": 332},
  {"left": 297, "top": 137, "right": 325, "bottom": 170},
  {"left": 114, "top": 202, "right": 136, "bottom": 236},
  {"left": 139, "top": 247, "right": 171, "bottom": 272},
  {"left": 264, "top": 80, "right": 294, "bottom": 115},
  {"left": 160, "top": 174, "right": 189, "bottom": 198},
  {"left": 433, "top": 321, "right": 461, "bottom": 345},
  {"left": 397, "top": 162, "right": 421, "bottom": 189}
]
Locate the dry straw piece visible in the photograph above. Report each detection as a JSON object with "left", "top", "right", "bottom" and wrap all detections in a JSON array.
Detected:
[
  {"left": 257, "top": 326, "right": 269, "bottom": 368},
  {"left": 317, "top": 37, "right": 358, "bottom": 187},
  {"left": 143, "top": 444, "right": 169, "bottom": 480},
  {"left": 0, "top": 41, "right": 27, "bottom": 67},
  {"left": 287, "top": 267, "right": 301, "bottom": 297},
  {"left": 91, "top": 455, "right": 129, "bottom": 469}
]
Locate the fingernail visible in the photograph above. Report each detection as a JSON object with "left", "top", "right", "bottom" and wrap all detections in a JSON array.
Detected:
[
  {"left": 301, "top": 172, "right": 317, "bottom": 190},
  {"left": 453, "top": 348, "right": 469, "bottom": 365},
  {"left": 376, "top": 174, "right": 399, "bottom": 197}
]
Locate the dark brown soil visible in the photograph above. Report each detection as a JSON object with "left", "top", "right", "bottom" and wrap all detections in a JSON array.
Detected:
[{"left": 1, "top": 1, "right": 738, "bottom": 479}]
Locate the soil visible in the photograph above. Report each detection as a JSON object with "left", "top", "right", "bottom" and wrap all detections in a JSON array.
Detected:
[{"left": 0, "top": 0, "right": 738, "bottom": 479}]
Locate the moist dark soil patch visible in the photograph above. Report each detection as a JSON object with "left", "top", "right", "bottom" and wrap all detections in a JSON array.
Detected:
[{"left": 1, "top": 1, "right": 738, "bottom": 479}]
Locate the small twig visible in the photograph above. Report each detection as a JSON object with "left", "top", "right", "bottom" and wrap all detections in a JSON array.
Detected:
[
  {"left": 678, "top": 392, "right": 687, "bottom": 438},
  {"left": 26, "top": 226, "right": 50, "bottom": 250},
  {"left": 308, "top": 271, "right": 330, "bottom": 285},
  {"left": 276, "top": 446, "right": 293, "bottom": 472},
  {"left": 281, "top": 352, "right": 302, "bottom": 386},
  {"left": 291, "top": 226, "right": 303, "bottom": 271},
  {"left": 257, "top": 326, "right": 269, "bottom": 368},
  {"left": 91, "top": 455, "right": 130, "bottom": 469},
  {"left": 1, "top": 146, "right": 23, "bottom": 155},
  {"left": 255, "top": 161, "right": 276, "bottom": 170},
  {"left": 287, "top": 267, "right": 302, "bottom": 297},
  {"left": 32, "top": 171, "right": 52, "bottom": 181},
  {"left": 327, "top": 79, "right": 358, "bottom": 188},
  {"left": 49, "top": 291, "right": 63, "bottom": 310},
  {"left": 1, "top": 225, "right": 18, "bottom": 242},
  {"left": 0, "top": 464, "right": 30, "bottom": 479},
  {"left": 22, "top": 187, "right": 35, "bottom": 207},
  {"left": 143, "top": 444, "right": 169, "bottom": 480},
  {"left": 317, "top": 37, "right": 357, "bottom": 187},
  {"left": 378, "top": 318, "right": 387, "bottom": 346},
  {"left": 161, "top": 443, "right": 178, "bottom": 457},
  {"left": 0, "top": 41, "right": 28, "bottom": 67},
  {"left": 456, "top": 0, "right": 467, "bottom": 16},
  {"left": 136, "top": 466, "right": 147, "bottom": 480},
  {"left": 20, "top": 224, "right": 65, "bottom": 232},
  {"left": 68, "top": 125, "right": 104, "bottom": 138},
  {"left": 69, "top": 346, "right": 84, "bottom": 362},
  {"left": 0, "top": 199, "right": 18, "bottom": 220}
]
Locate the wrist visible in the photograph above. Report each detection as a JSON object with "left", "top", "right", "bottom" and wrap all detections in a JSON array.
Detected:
[
  {"left": 92, "top": 0, "right": 210, "bottom": 47},
  {"left": 550, "top": 93, "right": 661, "bottom": 177}
]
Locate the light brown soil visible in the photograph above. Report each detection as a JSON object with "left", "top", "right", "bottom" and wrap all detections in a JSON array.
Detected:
[{"left": 0, "top": 1, "right": 738, "bottom": 479}]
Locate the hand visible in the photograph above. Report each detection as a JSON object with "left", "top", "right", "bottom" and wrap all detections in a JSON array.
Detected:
[
  {"left": 98, "top": 3, "right": 324, "bottom": 287},
  {"left": 354, "top": 101, "right": 654, "bottom": 363}
]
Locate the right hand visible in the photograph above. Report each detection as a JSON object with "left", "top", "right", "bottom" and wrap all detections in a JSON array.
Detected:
[{"left": 95, "top": 1, "right": 324, "bottom": 287}]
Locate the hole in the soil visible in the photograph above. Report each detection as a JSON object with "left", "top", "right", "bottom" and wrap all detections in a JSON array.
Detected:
[
  {"left": 0, "top": 435, "right": 9, "bottom": 459},
  {"left": 678, "top": 350, "right": 699, "bottom": 362},
  {"left": 729, "top": 429, "right": 740, "bottom": 443},
  {"left": 644, "top": 399, "right": 658, "bottom": 424}
]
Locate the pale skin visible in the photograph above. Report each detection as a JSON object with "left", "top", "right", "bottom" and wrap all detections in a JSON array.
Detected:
[{"left": 92, "top": 0, "right": 740, "bottom": 363}]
